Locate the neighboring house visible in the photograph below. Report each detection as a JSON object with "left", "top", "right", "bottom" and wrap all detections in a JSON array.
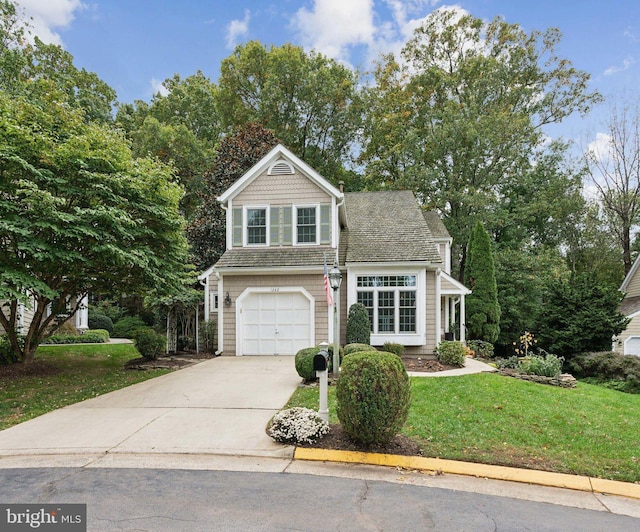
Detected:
[
  {"left": 615, "top": 259, "right": 640, "bottom": 355},
  {"left": 0, "top": 295, "right": 89, "bottom": 336},
  {"left": 198, "top": 144, "right": 469, "bottom": 356}
]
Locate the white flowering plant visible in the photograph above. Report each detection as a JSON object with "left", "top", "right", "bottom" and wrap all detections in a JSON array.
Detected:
[{"left": 268, "top": 407, "right": 329, "bottom": 444}]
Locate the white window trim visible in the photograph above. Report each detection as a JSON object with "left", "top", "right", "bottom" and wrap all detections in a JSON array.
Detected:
[
  {"left": 294, "top": 204, "right": 319, "bottom": 246},
  {"left": 348, "top": 268, "right": 426, "bottom": 346},
  {"left": 624, "top": 335, "right": 640, "bottom": 356},
  {"left": 244, "top": 205, "right": 270, "bottom": 247}
]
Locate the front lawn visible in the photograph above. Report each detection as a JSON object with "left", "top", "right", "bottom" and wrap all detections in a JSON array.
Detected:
[
  {"left": 286, "top": 373, "right": 640, "bottom": 483},
  {"left": 0, "top": 344, "right": 170, "bottom": 430}
]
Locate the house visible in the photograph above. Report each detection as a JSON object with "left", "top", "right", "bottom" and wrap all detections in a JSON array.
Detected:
[
  {"left": 615, "top": 259, "right": 640, "bottom": 355},
  {"left": 0, "top": 295, "right": 89, "bottom": 336},
  {"left": 197, "top": 144, "right": 469, "bottom": 356}
]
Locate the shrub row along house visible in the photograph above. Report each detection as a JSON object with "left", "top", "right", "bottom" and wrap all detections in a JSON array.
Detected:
[{"left": 198, "top": 144, "right": 470, "bottom": 356}]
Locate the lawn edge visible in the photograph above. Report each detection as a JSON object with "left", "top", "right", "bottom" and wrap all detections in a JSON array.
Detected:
[{"left": 293, "top": 447, "right": 640, "bottom": 500}]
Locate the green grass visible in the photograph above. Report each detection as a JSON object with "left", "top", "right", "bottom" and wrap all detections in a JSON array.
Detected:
[
  {"left": 0, "top": 343, "right": 170, "bottom": 430},
  {"left": 286, "top": 374, "right": 640, "bottom": 483}
]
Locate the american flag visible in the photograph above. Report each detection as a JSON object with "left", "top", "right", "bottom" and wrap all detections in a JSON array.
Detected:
[{"left": 324, "top": 256, "right": 334, "bottom": 306}]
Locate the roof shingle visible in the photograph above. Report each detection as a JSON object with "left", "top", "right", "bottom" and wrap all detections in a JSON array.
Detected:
[{"left": 343, "top": 190, "right": 442, "bottom": 264}]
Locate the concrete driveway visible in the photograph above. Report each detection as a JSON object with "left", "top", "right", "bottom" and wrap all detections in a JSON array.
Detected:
[{"left": 0, "top": 356, "right": 301, "bottom": 459}]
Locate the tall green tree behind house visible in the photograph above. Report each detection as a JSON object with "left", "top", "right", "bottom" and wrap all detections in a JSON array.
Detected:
[
  {"left": 465, "top": 222, "right": 501, "bottom": 343},
  {"left": 217, "top": 41, "right": 362, "bottom": 183},
  {"left": 361, "top": 9, "right": 601, "bottom": 280},
  {"left": 116, "top": 71, "right": 222, "bottom": 217},
  {"left": 536, "top": 274, "right": 628, "bottom": 360},
  {"left": 186, "top": 123, "right": 280, "bottom": 271}
]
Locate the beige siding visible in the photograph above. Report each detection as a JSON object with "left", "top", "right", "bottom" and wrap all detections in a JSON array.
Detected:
[
  {"left": 0, "top": 299, "right": 36, "bottom": 335},
  {"left": 235, "top": 170, "right": 330, "bottom": 205},
  {"left": 626, "top": 271, "right": 640, "bottom": 298},
  {"left": 614, "top": 313, "right": 640, "bottom": 353},
  {"left": 219, "top": 273, "right": 330, "bottom": 356}
]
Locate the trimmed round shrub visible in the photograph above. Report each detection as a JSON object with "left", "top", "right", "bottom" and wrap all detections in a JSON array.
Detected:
[
  {"left": 295, "top": 345, "right": 341, "bottom": 380},
  {"left": 435, "top": 341, "right": 466, "bottom": 367},
  {"left": 133, "top": 328, "right": 166, "bottom": 360},
  {"left": 467, "top": 340, "right": 494, "bottom": 359},
  {"left": 336, "top": 351, "right": 411, "bottom": 446},
  {"left": 112, "top": 316, "right": 147, "bottom": 338},
  {"left": 88, "top": 313, "right": 114, "bottom": 335},
  {"left": 344, "top": 343, "right": 374, "bottom": 356},
  {"left": 268, "top": 407, "right": 329, "bottom": 444},
  {"left": 346, "top": 303, "right": 371, "bottom": 345},
  {"left": 382, "top": 342, "right": 405, "bottom": 357}
]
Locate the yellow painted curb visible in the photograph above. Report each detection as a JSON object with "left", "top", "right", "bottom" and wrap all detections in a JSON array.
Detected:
[{"left": 293, "top": 448, "right": 640, "bottom": 500}]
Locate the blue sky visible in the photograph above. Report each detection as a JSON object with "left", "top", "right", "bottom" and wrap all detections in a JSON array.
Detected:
[{"left": 14, "top": 0, "right": 640, "bottom": 146}]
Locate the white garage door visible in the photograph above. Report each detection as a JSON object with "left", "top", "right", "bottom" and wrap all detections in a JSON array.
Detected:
[
  {"left": 241, "top": 290, "right": 312, "bottom": 355},
  {"left": 625, "top": 336, "right": 640, "bottom": 356}
]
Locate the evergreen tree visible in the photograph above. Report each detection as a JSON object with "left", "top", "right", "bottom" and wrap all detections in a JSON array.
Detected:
[{"left": 464, "top": 222, "right": 501, "bottom": 343}]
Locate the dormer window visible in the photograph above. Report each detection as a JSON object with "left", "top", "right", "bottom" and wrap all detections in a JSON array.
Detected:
[
  {"left": 246, "top": 207, "right": 267, "bottom": 245},
  {"left": 296, "top": 206, "right": 318, "bottom": 244}
]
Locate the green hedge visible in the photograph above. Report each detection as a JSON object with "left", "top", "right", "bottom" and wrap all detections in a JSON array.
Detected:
[
  {"left": 344, "top": 343, "right": 374, "bottom": 356},
  {"left": 133, "top": 328, "right": 166, "bottom": 360},
  {"left": 336, "top": 351, "right": 411, "bottom": 446},
  {"left": 435, "top": 341, "right": 466, "bottom": 367},
  {"left": 44, "top": 329, "right": 109, "bottom": 344},
  {"left": 112, "top": 316, "right": 147, "bottom": 338}
]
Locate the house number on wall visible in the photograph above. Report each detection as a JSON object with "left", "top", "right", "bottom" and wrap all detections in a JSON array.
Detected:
[{"left": 270, "top": 288, "right": 280, "bottom": 292}]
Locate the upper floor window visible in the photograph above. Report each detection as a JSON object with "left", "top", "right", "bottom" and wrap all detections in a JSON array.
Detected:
[
  {"left": 296, "top": 206, "right": 317, "bottom": 244},
  {"left": 246, "top": 208, "right": 267, "bottom": 245}
]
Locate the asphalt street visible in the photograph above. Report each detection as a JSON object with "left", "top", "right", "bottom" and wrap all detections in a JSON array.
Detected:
[{"left": 2, "top": 467, "right": 640, "bottom": 531}]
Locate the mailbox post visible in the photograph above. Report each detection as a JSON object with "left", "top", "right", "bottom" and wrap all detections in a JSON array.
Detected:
[{"left": 314, "top": 342, "right": 330, "bottom": 423}]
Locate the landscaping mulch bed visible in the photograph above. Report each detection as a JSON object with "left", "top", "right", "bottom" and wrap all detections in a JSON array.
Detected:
[
  {"left": 400, "top": 356, "right": 457, "bottom": 373},
  {"left": 125, "top": 351, "right": 216, "bottom": 370},
  {"left": 298, "top": 423, "right": 423, "bottom": 457},
  {"left": 0, "top": 360, "right": 61, "bottom": 379}
]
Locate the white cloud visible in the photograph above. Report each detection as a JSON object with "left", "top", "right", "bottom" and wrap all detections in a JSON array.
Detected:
[
  {"left": 586, "top": 131, "right": 612, "bottom": 162},
  {"left": 604, "top": 56, "right": 635, "bottom": 76},
  {"left": 226, "top": 9, "right": 250, "bottom": 49},
  {"left": 624, "top": 27, "right": 638, "bottom": 43},
  {"left": 150, "top": 78, "right": 169, "bottom": 97},
  {"left": 15, "top": 0, "right": 84, "bottom": 46},
  {"left": 292, "top": 0, "right": 376, "bottom": 63}
]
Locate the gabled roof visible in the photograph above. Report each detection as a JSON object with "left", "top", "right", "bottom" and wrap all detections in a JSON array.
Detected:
[
  {"left": 621, "top": 256, "right": 640, "bottom": 292},
  {"left": 620, "top": 295, "right": 640, "bottom": 317},
  {"left": 440, "top": 271, "right": 471, "bottom": 295},
  {"left": 422, "top": 210, "right": 451, "bottom": 241},
  {"left": 343, "top": 190, "right": 442, "bottom": 264},
  {"left": 217, "top": 143, "right": 343, "bottom": 203}
]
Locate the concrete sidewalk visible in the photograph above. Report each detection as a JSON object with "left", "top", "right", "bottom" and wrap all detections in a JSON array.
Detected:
[{"left": 0, "top": 356, "right": 301, "bottom": 459}]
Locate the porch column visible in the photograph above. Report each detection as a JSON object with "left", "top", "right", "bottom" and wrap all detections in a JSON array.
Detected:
[
  {"left": 460, "top": 295, "right": 466, "bottom": 344},
  {"left": 76, "top": 294, "right": 89, "bottom": 330},
  {"left": 435, "top": 269, "right": 442, "bottom": 346},
  {"left": 444, "top": 296, "right": 450, "bottom": 333},
  {"left": 450, "top": 298, "right": 456, "bottom": 334}
]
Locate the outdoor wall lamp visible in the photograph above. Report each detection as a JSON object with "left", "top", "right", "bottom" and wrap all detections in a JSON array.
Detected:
[{"left": 224, "top": 292, "right": 231, "bottom": 306}]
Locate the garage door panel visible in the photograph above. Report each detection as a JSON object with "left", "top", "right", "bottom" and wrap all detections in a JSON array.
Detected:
[
  {"left": 625, "top": 336, "right": 640, "bottom": 356},
  {"left": 240, "top": 290, "right": 312, "bottom": 355}
]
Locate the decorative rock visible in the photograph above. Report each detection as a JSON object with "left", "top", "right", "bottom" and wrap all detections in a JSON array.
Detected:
[{"left": 498, "top": 370, "right": 577, "bottom": 388}]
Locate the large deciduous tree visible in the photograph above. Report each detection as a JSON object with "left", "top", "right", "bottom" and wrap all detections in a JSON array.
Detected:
[
  {"left": 217, "top": 41, "right": 362, "bottom": 182},
  {"left": 0, "top": 91, "right": 190, "bottom": 363},
  {"left": 585, "top": 98, "right": 640, "bottom": 274},
  {"left": 361, "top": 9, "right": 600, "bottom": 280},
  {"left": 0, "top": 2, "right": 191, "bottom": 362}
]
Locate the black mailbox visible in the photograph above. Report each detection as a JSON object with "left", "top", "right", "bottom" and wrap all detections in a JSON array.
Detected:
[{"left": 313, "top": 351, "right": 329, "bottom": 371}]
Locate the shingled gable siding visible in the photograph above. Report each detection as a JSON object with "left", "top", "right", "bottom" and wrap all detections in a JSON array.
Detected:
[
  {"left": 220, "top": 273, "right": 330, "bottom": 355},
  {"left": 615, "top": 315, "right": 640, "bottom": 354},
  {"left": 626, "top": 271, "right": 640, "bottom": 298}
]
